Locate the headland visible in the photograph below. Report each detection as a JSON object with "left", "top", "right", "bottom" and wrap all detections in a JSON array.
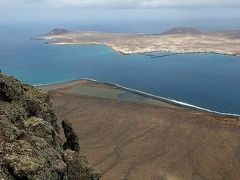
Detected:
[{"left": 39, "top": 79, "right": 240, "bottom": 180}]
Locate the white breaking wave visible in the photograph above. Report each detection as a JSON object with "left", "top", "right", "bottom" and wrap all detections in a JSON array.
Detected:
[{"left": 35, "top": 78, "right": 240, "bottom": 117}]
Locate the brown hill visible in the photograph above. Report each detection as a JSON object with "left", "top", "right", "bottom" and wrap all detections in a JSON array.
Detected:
[
  {"left": 219, "top": 29, "right": 240, "bottom": 38},
  {"left": 46, "top": 28, "right": 71, "bottom": 36},
  {"left": 162, "top": 27, "right": 202, "bottom": 35}
]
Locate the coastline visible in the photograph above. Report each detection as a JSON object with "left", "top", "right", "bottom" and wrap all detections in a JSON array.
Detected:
[
  {"left": 38, "top": 28, "right": 240, "bottom": 57},
  {"left": 45, "top": 41, "right": 240, "bottom": 57},
  {"left": 38, "top": 78, "right": 240, "bottom": 117},
  {"left": 45, "top": 73, "right": 240, "bottom": 180}
]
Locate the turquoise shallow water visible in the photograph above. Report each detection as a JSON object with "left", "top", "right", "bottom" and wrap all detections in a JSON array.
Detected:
[{"left": 0, "top": 25, "right": 240, "bottom": 115}]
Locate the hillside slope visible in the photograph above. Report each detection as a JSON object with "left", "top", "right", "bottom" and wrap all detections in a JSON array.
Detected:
[{"left": 42, "top": 79, "right": 240, "bottom": 180}]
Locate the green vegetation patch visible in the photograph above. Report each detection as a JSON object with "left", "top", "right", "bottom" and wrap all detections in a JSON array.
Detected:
[
  {"left": 63, "top": 86, "right": 125, "bottom": 99},
  {"left": 61, "top": 83, "right": 176, "bottom": 108},
  {"left": 143, "top": 98, "right": 175, "bottom": 108},
  {"left": 117, "top": 92, "right": 146, "bottom": 102}
]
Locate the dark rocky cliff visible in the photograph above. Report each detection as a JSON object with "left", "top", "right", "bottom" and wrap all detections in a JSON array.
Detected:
[{"left": 0, "top": 73, "right": 101, "bottom": 179}]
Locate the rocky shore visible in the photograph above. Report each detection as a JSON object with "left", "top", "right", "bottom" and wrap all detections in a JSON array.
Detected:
[{"left": 0, "top": 73, "right": 101, "bottom": 179}]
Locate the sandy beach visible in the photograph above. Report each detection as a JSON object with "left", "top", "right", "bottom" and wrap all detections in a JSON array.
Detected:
[{"left": 40, "top": 79, "right": 240, "bottom": 180}]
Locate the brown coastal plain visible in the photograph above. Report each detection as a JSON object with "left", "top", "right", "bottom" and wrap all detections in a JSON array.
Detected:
[{"left": 40, "top": 80, "right": 240, "bottom": 180}]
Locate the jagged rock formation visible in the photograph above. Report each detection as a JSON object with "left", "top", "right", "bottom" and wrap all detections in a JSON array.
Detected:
[
  {"left": 0, "top": 73, "right": 101, "bottom": 179},
  {"left": 62, "top": 120, "right": 80, "bottom": 153}
]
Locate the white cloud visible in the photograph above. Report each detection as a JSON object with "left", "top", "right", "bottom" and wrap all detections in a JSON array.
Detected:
[
  {"left": 45, "top": 0, "right": 240, "bottom": 8},
  {"left": 1, "top": 0, "right": 240, "bottom": 8},
  {"left": 0, "top": 0, "right": 6, "bottom": 5}
]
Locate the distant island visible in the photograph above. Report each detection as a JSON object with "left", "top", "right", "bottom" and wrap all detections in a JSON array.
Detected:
[{"left": 39, "top": 27, "right": 240, "bottom": 56}]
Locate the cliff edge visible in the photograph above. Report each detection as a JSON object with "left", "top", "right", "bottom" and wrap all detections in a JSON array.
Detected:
[{"left": 0, "top": 73, "right": 101, "bottom": 180}]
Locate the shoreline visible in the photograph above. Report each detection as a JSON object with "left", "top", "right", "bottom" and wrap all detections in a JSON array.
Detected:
[
  {"left": 38, "top": 78, "right": 240, "bottom": 117},
  {"left": 38, "top": 27, "right": 240, "bottom": 57},
  {"left": 45, "top": 41, "right": 240, "bottom": 57},
  {"left": 46, "top": 74, "right": 240, "bottom": 180}
]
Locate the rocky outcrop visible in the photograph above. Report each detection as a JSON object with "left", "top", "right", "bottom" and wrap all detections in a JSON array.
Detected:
[
  {"left": 0, "top": 73, "right": 101, "bottom": 179},
  {"left": 64, "top": 150, "right": 101, "bottom": 180},
  {"left": 62, "top": 120, "right": 80, "bottom": 153}
]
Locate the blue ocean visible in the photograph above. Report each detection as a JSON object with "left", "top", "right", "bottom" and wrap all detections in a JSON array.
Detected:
[{"left": 1, "top": 9, "right": 240, "bottom": 114}]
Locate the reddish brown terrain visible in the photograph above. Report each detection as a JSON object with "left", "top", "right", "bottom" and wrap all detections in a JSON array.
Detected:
[{"left": 41, "top": 80, "right": 240, "bottom": 180}]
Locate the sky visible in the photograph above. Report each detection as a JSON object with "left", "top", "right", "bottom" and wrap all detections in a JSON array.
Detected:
[
  {"left": 1, "top": 0, "right": 240, "bottom": 8},
  {"left": 0, "top": 0, "right": 240, "bottom": 30}
]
